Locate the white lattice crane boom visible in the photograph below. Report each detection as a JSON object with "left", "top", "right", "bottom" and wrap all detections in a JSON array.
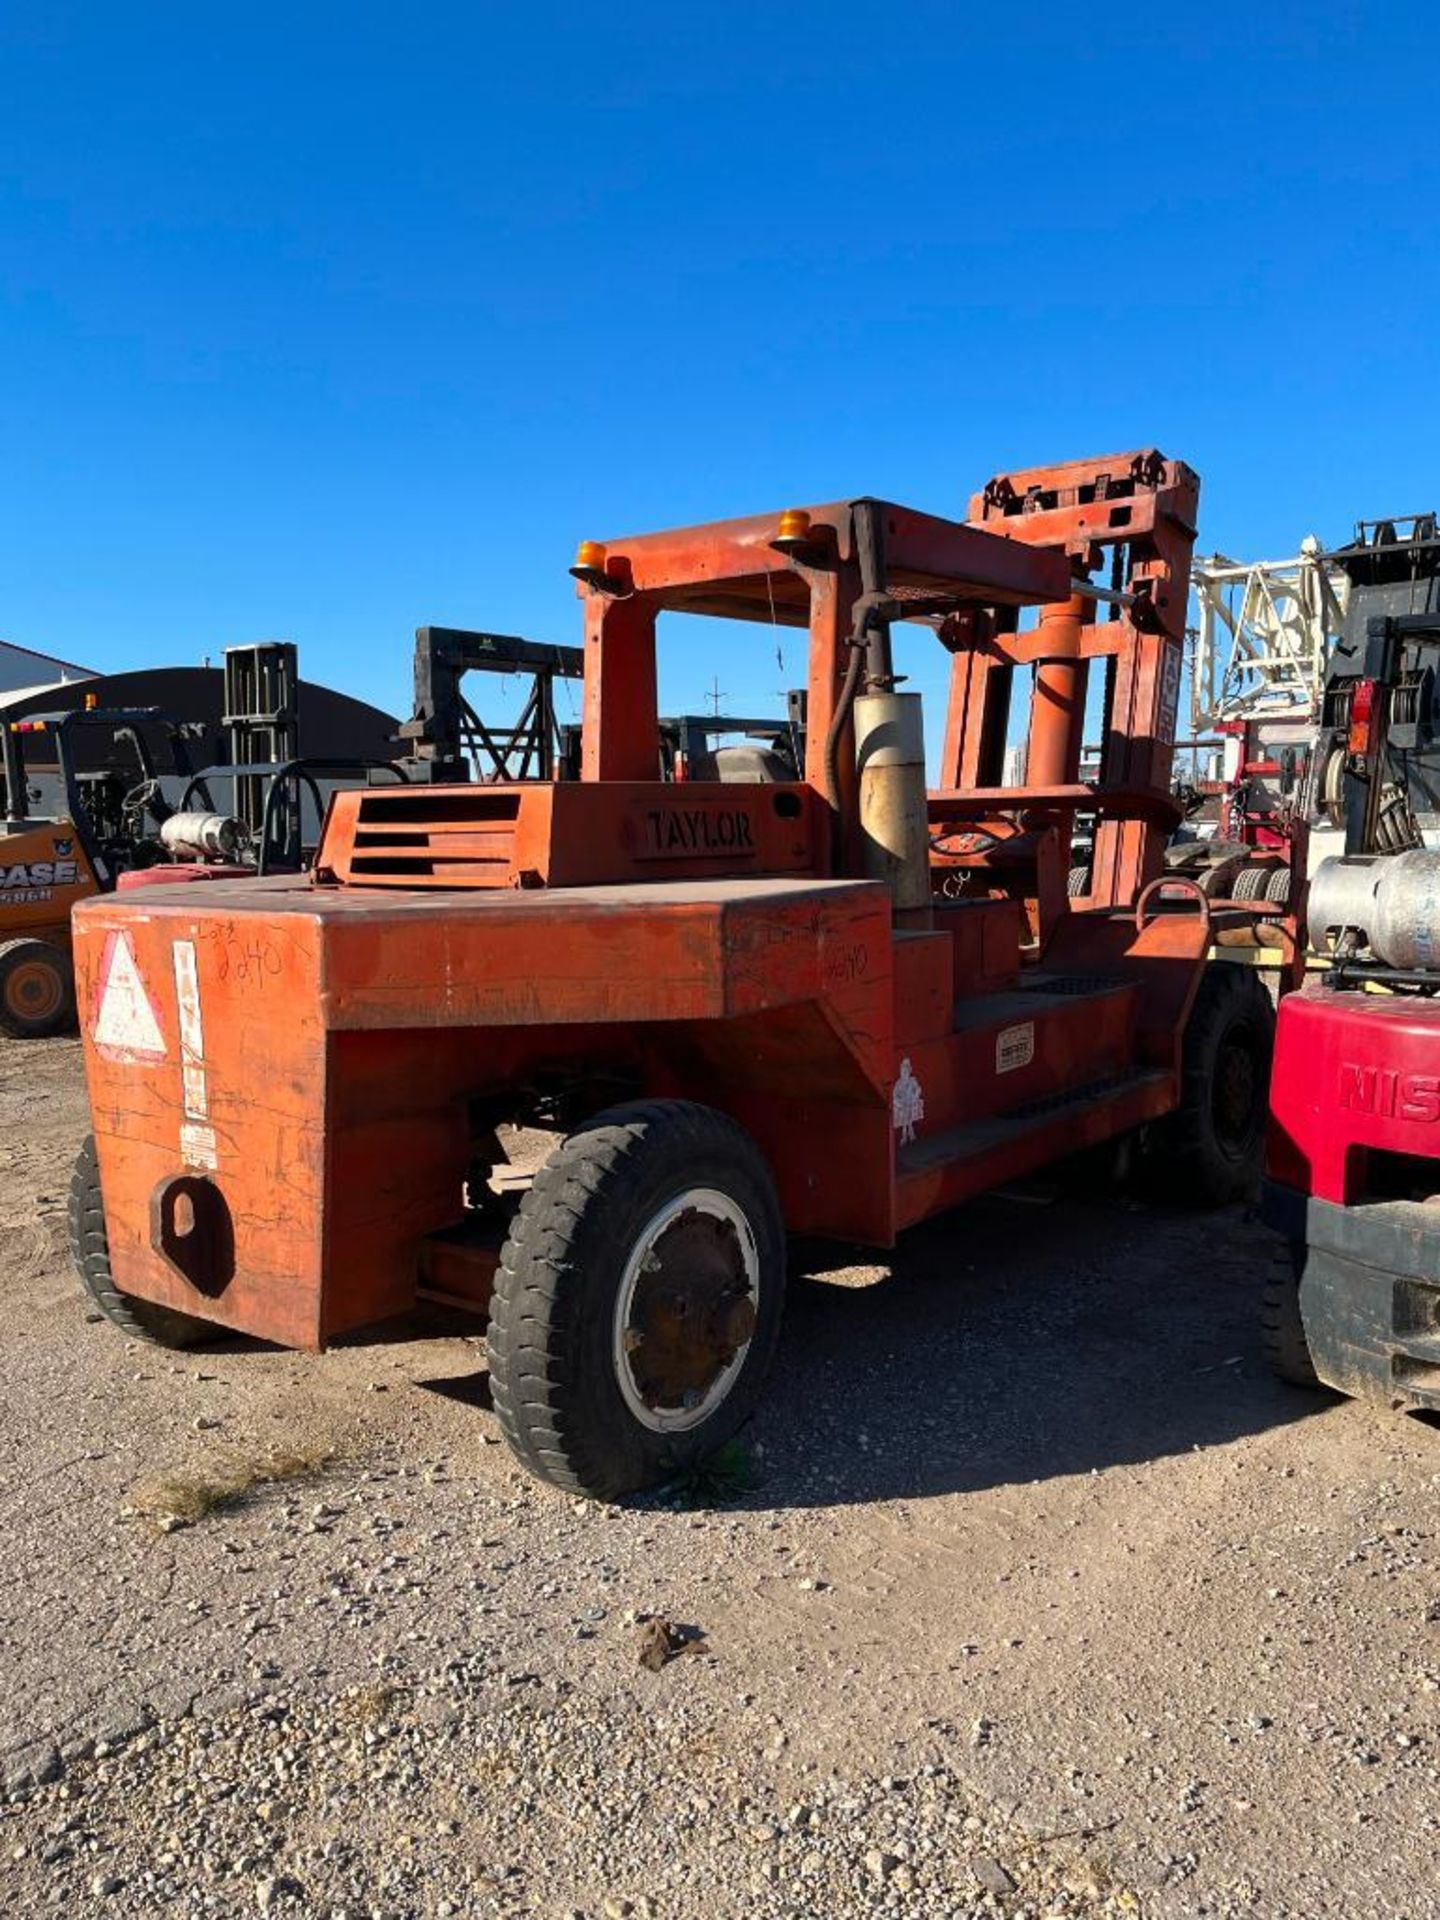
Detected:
[{"left": 1190, "top": 539, "right": 1350, "bottom": 736}]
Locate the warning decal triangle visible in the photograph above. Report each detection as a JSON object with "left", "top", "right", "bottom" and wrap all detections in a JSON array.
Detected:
[{"left": 93, "top": 932, "right": 167, "bottom": 1059}]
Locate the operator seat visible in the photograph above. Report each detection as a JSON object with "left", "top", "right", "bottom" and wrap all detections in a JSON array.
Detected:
[{"left": 708, "top": 744, "right": 793, "bottom": 784}]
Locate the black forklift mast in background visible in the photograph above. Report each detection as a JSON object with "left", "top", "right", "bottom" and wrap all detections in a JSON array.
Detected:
[
  {"left": 192, "top": 640, "right": 407, "bottom": 873},
  {"left": 223, "top": 643, "right": 299, "bottom": 855},
  {"left": 1315, "top": 516, "right": 1440, "bottom": 853},
  {"left": 398, "top": 628, "right": 584, "bottom": 784},
  {"left": 397, "top": 625, "right": 806, "bottom": 784}
]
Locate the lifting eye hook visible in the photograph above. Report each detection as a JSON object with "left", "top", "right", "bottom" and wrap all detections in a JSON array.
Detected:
[{"left": 1134, "top": 874, "right": 1213, "bottom": 938}]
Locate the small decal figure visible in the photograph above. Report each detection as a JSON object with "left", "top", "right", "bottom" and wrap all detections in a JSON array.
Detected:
[{"left": 892, "top": 1057, "right": 924, "bottom": 1144}]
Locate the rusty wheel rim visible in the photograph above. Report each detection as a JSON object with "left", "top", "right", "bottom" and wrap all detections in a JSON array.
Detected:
[
  {"left": 6, "top": 955, "right": 62, "bottom": 1023},
  {"left": 613, "top": 1187, "right": 759, "bottom": 1434}
]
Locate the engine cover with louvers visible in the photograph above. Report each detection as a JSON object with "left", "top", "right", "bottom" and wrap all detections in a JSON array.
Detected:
[{"left": 314, "top": 781, "right": 829, "bottom": 889}]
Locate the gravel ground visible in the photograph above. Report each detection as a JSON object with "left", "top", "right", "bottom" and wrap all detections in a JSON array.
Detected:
[{"left": 1, "top": 1035, "right": 1438, "bottom": 1918}]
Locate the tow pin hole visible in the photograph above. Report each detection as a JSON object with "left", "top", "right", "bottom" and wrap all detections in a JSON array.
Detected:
[{"left": 149, "top": 1173, "right": 235, "bottom": 1299}]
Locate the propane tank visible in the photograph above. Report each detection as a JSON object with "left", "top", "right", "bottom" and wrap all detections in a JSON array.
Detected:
[
  {"left": 853, "top": 691, "right": 931, "bottom": 928},
  {"left": 158, "top": 812, "right": 248, "bottom": 862},
  {"left": 1308, "top": 849, "right": 1440, "bottom": 969}
]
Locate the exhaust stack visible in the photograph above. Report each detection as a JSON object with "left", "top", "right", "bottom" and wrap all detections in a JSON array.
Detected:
[{"left": 854, "top": 690, "right": 931, "bottom": 928}]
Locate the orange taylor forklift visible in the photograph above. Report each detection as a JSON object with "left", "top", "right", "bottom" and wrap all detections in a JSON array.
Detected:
[{"left": 69, "top": 452, "right": 1302, "bottom": 1496}]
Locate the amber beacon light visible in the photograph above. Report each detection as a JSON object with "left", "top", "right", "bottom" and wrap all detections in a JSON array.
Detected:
[
  {"left": 569, "top": 540, "right": 610, "bottom": 589},
  {"left": 771, "top": 507, "right": 812, "bottom": 556}
]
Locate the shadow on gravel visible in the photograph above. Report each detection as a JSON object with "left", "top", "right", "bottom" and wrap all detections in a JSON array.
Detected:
[
  {"left": 416, "top": 1368, "right": 494, "bottom": 1411},
  {"left": 173, "top": 1193, "right": 1326, "bottom": 1513},
  {"left": 735, "top": 1192, "right": 1325, "bottom": 1511}
]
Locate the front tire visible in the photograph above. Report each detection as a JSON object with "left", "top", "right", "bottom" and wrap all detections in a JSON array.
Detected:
[
  {"left": 68, "top": 1135, "right": 209, "bottom": 1347},
  {"left": 0, "top": 938, "right": 75, "bottom": 1038},
  {"left": 487, "top": 1100, "right": 786, "bottom": 1499},
  {"left": 1262, "top": 1243, "right": 1322, "bottom": 1388},
  {"left": 1145, "top": 962, "right": 1275, "bottom": 1205}
]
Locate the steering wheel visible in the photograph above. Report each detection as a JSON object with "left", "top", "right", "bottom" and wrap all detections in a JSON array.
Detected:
[{"left": 120, "top": 777, "right": 164, "bottom": 828}]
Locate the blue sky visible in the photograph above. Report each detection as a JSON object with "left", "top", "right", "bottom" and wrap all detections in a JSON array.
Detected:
[{"left": 2, "top": 2, "right": 1436, "bottom": 748}]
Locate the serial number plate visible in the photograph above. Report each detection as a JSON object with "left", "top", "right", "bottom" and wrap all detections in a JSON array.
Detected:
[{"left": 996, "top": 1021, "right": 1035, "bottom": 1074}]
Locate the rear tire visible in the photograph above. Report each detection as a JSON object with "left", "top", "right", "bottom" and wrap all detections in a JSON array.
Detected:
[
  {"left": 1145, "top": 962, "right": 1275, "bottom": 1205},
  {"left": 0, "top": 938, "right": 75, "bottom": 1038},
  {"left": 68, "top": 1135, "right": 208, "bottom": 1347},
  {"left": 1263, "top": 1242, "right": 1322, "bottom": 1388},
  {"left": 487, "top": 1100, "right": 786, "bottom": 1500}
]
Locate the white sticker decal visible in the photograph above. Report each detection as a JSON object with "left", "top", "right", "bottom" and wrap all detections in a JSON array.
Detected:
[
  {"left": 1157, "top": 640, "right": 1181, "bottom": 745},
  {"left": 996, "top": 1021, "right": 1035, "bottom": 1074},
  {"left": 892, "top": 1056, "right": 925, "bottom": 1144},
  {"left": 179, "top": 1119, "right": 219, "bottom": 1171},
  {"left": 172, "top": 940, "right": 208, "bottom": 1119},
  {"left": 93, "top": 933, "right": 166, "bottom": 1059},
  {"left": 172, "top": 940, "right": 216, "bottom": 1169}
]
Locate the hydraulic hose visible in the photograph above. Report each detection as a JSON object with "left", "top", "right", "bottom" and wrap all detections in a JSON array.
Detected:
[
  {"left": 852, "top": 498, "right": 895, "bottom": 689},
  {"left": 823, "top": 498, "right": 896, "bottom": 813},
  {"left": 823, "top": 637, "right": 866, "bottom": 814}
]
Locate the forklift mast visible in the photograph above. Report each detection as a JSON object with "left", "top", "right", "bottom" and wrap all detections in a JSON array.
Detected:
[
  {"left": 944, "top": 451, "right": 1198, "bottom": 914},
  {"left": 1314, "top": 515, "right": 1440, "bottom": 853},
  {"left": 398, "top": 627, "right": 584, "bottom": 784},
  {"left": 223, "top": 643, "right": 299, "bottom": 856}
]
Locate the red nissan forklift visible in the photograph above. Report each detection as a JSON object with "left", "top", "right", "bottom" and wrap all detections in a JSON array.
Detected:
[
  {"left": 70, "top": 451, "right": 1301, "bottom": 1497},
  {"left": 1263, "top": 516, "right": 1440, "bottom": 1405}
]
